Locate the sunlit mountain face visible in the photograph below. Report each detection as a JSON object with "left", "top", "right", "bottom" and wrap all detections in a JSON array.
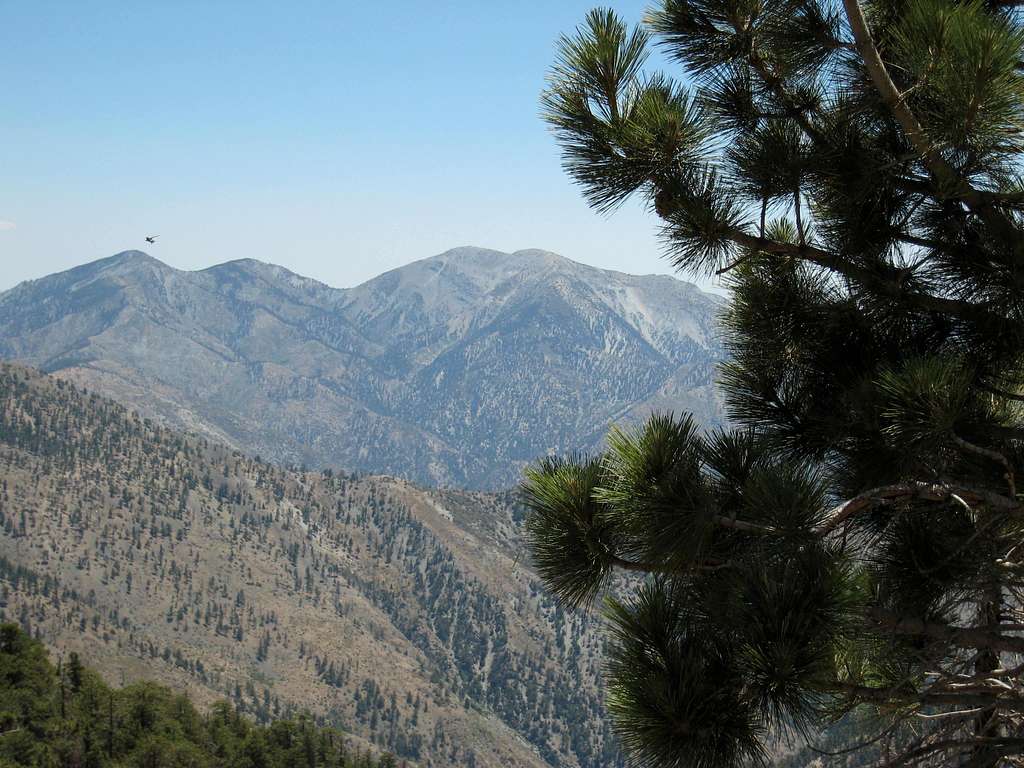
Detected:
[{"left": 0, "top": 246, "right": 724, "bottom": 489}]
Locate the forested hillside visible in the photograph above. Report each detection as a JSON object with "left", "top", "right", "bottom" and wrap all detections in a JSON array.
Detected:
[
  {"left": 0, "top": 363, "right": 619, "bottom": 768},
  {"left": 0, "top": 622, "right": 399, "bottom": 767}
]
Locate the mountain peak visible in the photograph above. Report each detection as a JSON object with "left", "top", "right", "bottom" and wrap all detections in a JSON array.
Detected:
[
  {"left": 202, "top": 257, "right": 343, "bottom": 302},
  {"left": 0, "top": 251, "right": 169, "bottom": 297},
  {"left": 97, "top": 250, "right": 166, "bottom": 271},
  {"left": 111, "top": 249, "right": 156, "bottom": 261},
  {"left": 368, "top": 246, "right": 588, "bottom": 299},
  {"left": 430, "top": 245, "right": 569, "bottom": 269},
  {"left": 511, "top": 248, "right": 564, "bottom": 260}
]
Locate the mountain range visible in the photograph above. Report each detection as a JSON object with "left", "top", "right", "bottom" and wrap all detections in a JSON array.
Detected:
[{"left": 0, "top": 247, "right": 724, "bottom": 489}]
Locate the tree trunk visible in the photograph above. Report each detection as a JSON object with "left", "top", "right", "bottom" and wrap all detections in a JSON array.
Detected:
[{"left": 970, "top": 573, "right": 1004, "bottom": 768}]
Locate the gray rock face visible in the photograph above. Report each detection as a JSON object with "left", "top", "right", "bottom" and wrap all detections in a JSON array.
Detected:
[{"left": 0, "top": 247, "right": 724, "bottom": 488}]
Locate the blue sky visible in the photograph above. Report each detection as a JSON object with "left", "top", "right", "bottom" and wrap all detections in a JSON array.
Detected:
[{"left": 1, "top": 1, "right": 713, "bottom": 291}]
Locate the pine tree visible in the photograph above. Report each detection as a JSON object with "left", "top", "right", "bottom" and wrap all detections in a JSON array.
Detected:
[
  {"left": 526, "top": 2, "right": 1024, "bottom": 767},
  {"left": 67, "top": 652, "right": 84, "bottom": 695}
]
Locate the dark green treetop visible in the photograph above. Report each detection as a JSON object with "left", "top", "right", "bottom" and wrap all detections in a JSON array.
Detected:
[{"left": 526, "top": 1, "right": 1024, "bottom": 766}]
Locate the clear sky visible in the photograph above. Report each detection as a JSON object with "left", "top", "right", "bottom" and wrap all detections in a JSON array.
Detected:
[{"left": 1, "top": 1, "right": 713, "bottom": 292}]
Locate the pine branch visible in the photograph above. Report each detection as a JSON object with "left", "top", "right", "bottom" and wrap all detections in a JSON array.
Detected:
[
  {"left": 715, "top": 253, "right": 754, "bottom": 275},
  {"left": 977, "top": 190, "right": 1024, "bottom": 209},
  {"left": 816, "top": 482, "right": 1022, "bottom": 535},
  {"left": 712, "top": 514, "right": 774, "bottom": 534},
  {"left": 868, "top": 609, "right": 1024, "bottom": 655},
  {"left": 725, "top": 228, "right": 1008, "bottom": 325},
  {"left": 841, "top": 0, "right": 1024, "bottom": 260},
  {"left": 894, "top": 233, "right": 946, "bottom": 250},
  {"left": 608, "top": 552, "right": 730, "bottom": 573},
  {"left": 836, "top": 680, "right": 1024, "bottom": 708},
  {"left": 877, "top": 736, "right": 1024, "bottom": 768},
  {"left": 794, "top": 187, "right": 806, "bottom": 245},
  {"left": 746, "top": 51, "right": 830, "bottom": 147},
  {"left": 915, "top": 708, "right": 987, "bottom": 721},
  {"left": 817, "top": 484, "right": 927, "bottom": 535},
  {"left": 607, "top": 553, "right": 665, "bottom": 572},
  {"left": 979, "top": 425, "right": 1024, "bottom": 443},
  {"left": 806, "top": 721, "right": 902, "bottom": 757},
  {"left": 952, "top": 433, "right": 1017, "bottom": 497},
  {"left": 979, "top": 382, "right": 1024, "bottom": 404}
]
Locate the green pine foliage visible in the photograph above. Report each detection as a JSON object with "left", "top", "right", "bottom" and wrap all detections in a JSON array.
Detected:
[
  {"left": 0, "top": 623, "right": 398, "bottom": 768},
  {"left": 528, "top": 1, "right": 1024, "bottom": 766}
]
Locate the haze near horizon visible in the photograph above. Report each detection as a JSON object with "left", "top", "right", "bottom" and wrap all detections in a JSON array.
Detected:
[{"left": 0, "top": 1, "right": 707, "bottom": 293}]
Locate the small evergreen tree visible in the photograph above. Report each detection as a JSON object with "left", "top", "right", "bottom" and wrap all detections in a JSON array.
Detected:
[
  {"left": 526, "top": 2, "right": 1024, "bottom": 766},
  {"left": 67, "top": 652, "right": 84, "bottom": 695}
]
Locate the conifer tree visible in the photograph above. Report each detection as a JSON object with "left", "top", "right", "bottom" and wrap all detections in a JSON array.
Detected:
[{"left": 525, "top": 2, "right": 1024, "bottom": 766}]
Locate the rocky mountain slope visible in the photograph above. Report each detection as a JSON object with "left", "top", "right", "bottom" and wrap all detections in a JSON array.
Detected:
[
  {"left": 0, "top": 363, "right": 620, "bottom": 768},
  {"left": 0, "top": 248, "right": 723, "bottom": 488}
]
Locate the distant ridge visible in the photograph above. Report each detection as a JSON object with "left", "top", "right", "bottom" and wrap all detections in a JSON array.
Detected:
[{"left": 0, "top": 246, "right": 724, "bottom": 488}]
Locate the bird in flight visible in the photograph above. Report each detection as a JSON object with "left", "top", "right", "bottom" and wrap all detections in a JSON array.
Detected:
[{"left": 145, "top": 235, "right": 159, "bottom": 244}]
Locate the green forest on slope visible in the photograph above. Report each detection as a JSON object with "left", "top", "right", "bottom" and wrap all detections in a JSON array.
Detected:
[{"left": 0, "top": 622, "right": 402, "bottom": 768}]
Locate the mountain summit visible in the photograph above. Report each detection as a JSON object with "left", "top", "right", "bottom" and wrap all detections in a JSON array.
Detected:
[{"left": 0, "top": 247, "right": 723, "bottom": 487}]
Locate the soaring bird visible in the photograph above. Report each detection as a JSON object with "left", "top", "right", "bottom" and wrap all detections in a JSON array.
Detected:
[{"left": 145, "top": 235, "right": 159, "bottom": 244}]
